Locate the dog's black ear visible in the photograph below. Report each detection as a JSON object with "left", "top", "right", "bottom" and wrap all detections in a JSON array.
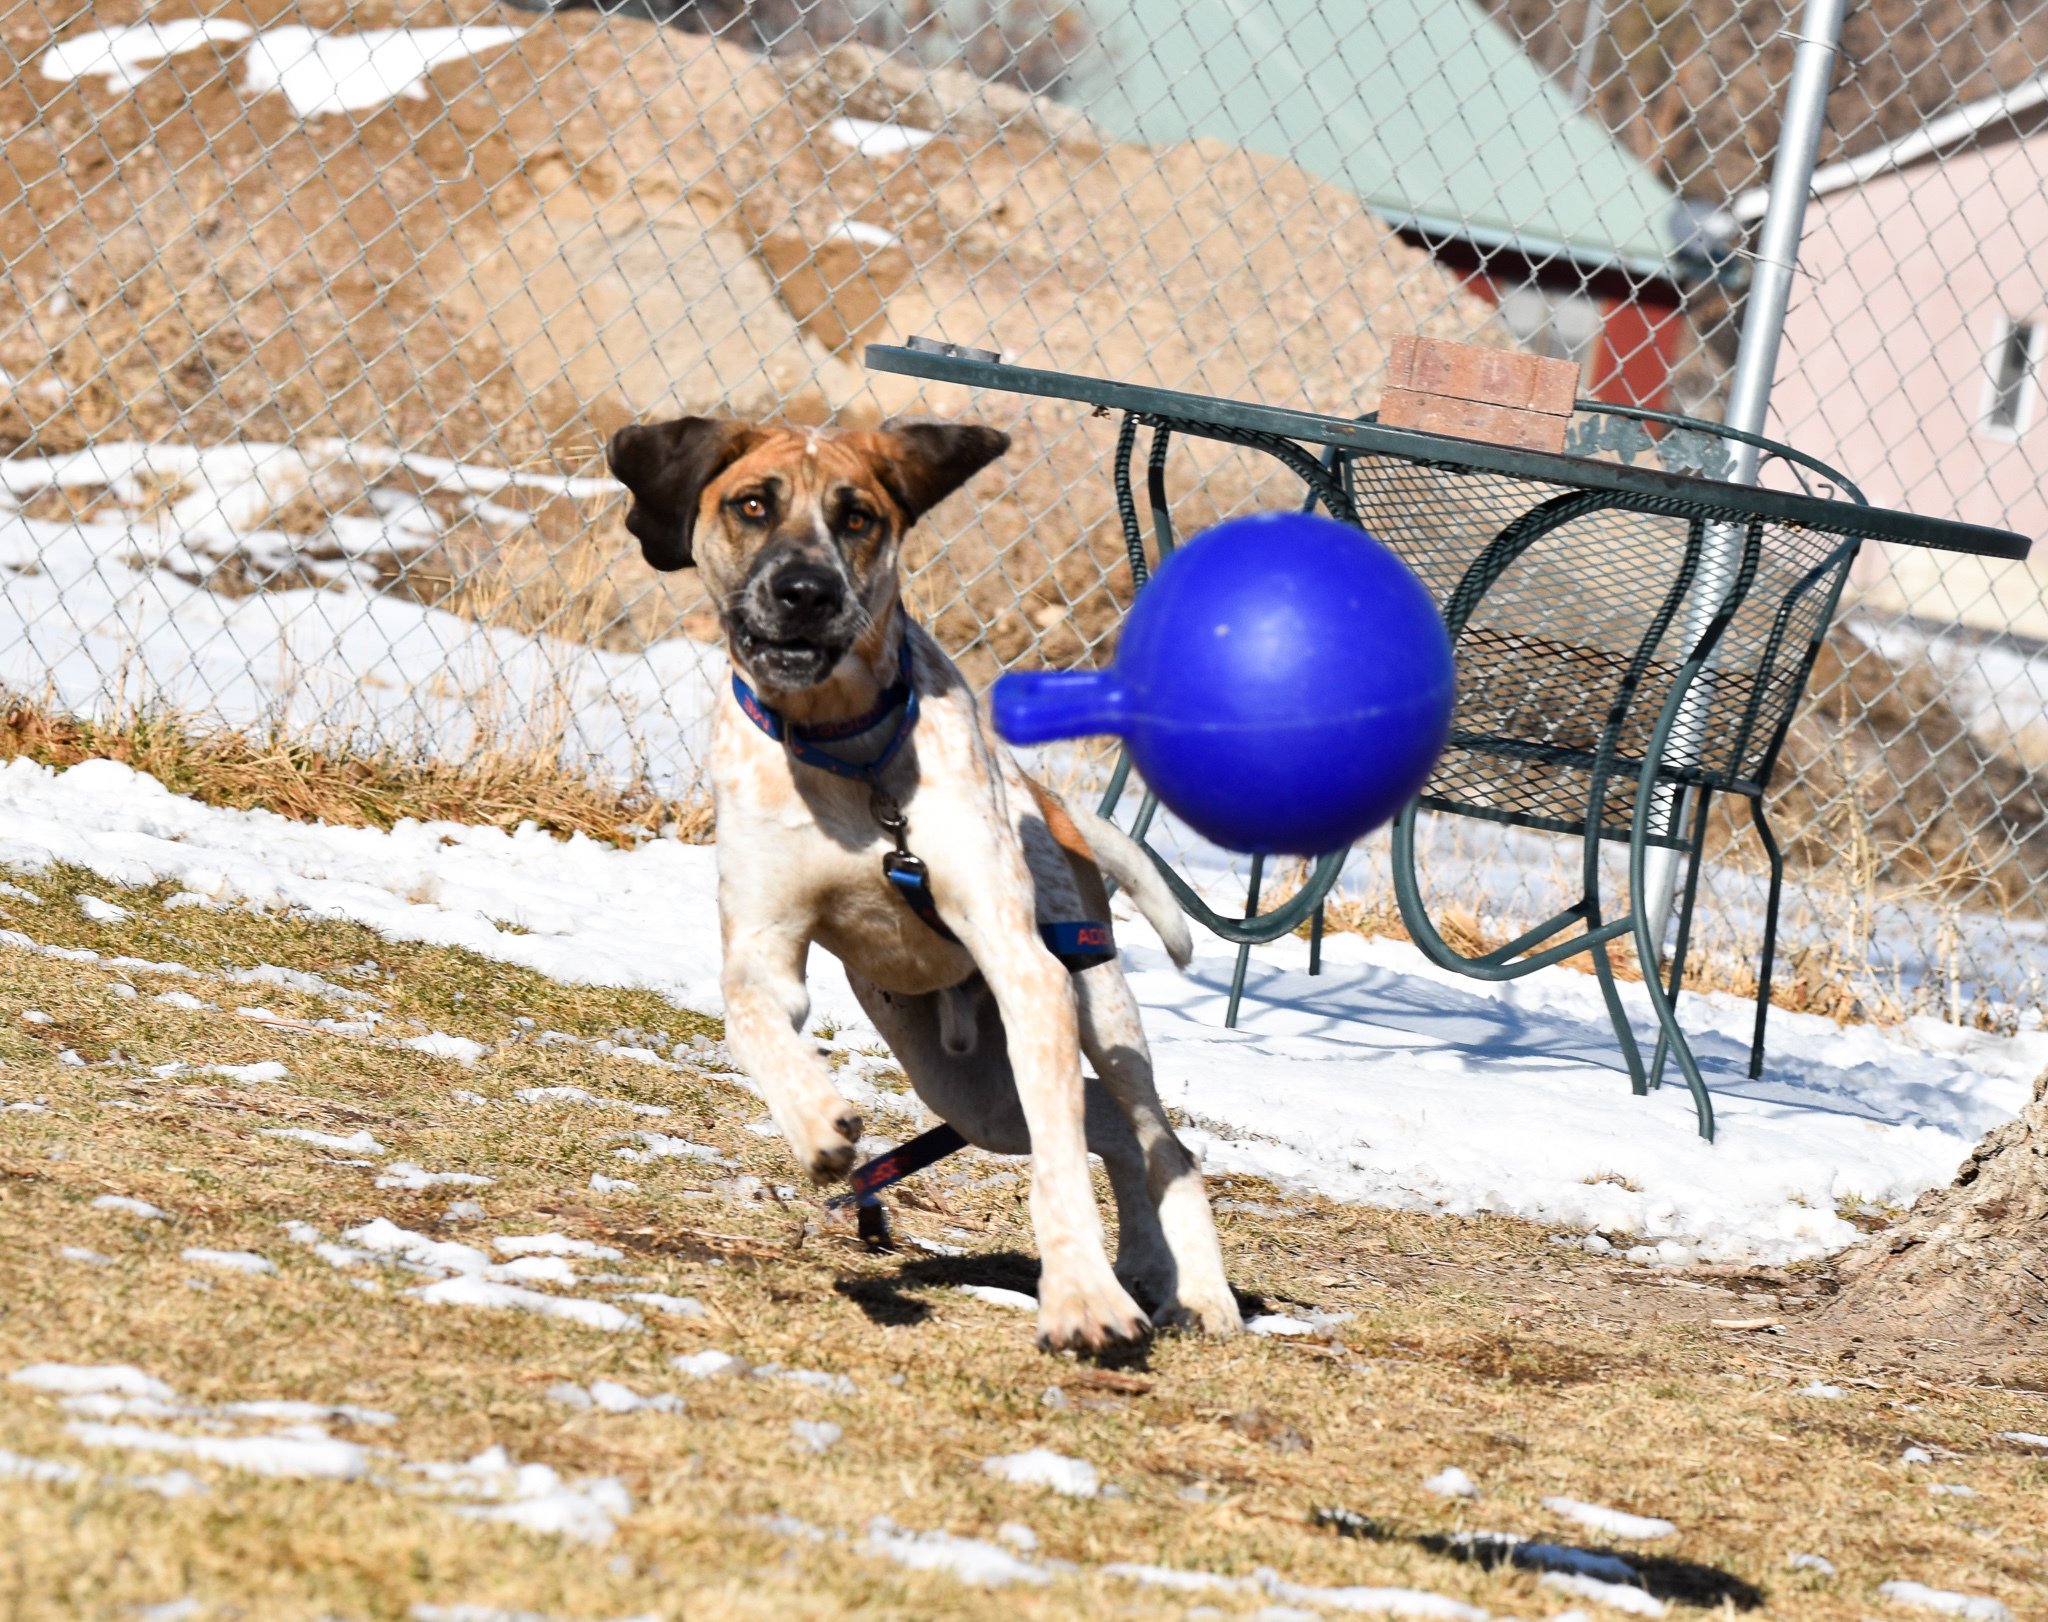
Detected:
[
  {"left": 875, "top": 419, "right": 1011, "bottom": 527},
  {"left": 605, "top": 417, "right": 759, "bottom": 570}
]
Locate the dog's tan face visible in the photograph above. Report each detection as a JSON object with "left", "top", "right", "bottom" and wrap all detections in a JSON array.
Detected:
[{"left": 606, "top": 418, "right": 1009, "bottom": 693}]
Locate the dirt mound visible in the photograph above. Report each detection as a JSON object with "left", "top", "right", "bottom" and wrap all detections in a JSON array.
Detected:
[
  {"left": 1814, "top": 1074, "right": 2048, "bottom": 1382},
  {"left": 0, "top": 7, "right": 1497, "bottom": 676}
]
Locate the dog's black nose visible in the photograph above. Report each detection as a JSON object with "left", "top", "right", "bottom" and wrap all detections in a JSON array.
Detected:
[{"left": 768, "top": 563, "right": 844, "bottom": 625}]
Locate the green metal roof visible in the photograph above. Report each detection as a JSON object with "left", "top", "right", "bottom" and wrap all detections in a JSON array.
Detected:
[{"left": 1066, "top": 0, "right": 1681, "bottom": 280}]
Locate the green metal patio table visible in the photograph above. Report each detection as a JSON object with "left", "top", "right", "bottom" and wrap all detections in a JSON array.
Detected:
[{"left": 864, "top": 341, "right": 2030, "bottom": 1139}]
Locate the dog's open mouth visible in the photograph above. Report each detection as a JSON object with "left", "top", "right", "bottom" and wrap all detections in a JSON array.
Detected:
[{"left": 729, "top": 621, "right": 847, "bottom": 691}]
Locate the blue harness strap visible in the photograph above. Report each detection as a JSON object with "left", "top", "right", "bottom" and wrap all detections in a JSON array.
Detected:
[
  {"left": 1039, "top": 919, "right": 1115, "bottom": 970},
  {"left": 884, "top": 857, "right": 1113, "bottom": 971},
  {"left": 732, "top": 641, "right": 1116, "bottom": 973}
]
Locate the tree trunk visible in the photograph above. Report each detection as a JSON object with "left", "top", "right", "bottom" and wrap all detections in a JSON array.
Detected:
[{"left": 1819, "top": 1076, "right": 2048, "bottom": 1374}]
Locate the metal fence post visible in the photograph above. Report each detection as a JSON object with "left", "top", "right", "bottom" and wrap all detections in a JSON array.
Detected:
[{"left": 1638, "top": 0, "right": 1848, "bottom": 950}]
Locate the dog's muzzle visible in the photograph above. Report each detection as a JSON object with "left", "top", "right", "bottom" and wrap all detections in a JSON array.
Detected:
[{"left": 731, "top": 553, "right": 859, "bottom": 690}]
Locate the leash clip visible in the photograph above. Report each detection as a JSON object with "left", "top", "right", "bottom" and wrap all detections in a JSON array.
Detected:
[
  {"left": 872, "top": 786, "right": 961, "bottom": 943},
  {"left": 869, "top": 786, "right": 910, "bottom": 854}
]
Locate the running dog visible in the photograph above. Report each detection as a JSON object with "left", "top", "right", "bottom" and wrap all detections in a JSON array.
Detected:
[{"left": 605, "top": 414, "right": 1240, "bottom": 1350}]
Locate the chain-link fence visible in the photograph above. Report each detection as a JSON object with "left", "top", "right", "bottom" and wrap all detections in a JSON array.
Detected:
[{"left": 2, "top": 0, "right": 2046, "bottom": 1024}]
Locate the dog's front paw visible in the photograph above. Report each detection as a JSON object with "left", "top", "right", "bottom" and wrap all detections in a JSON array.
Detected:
[
  {"left": 1151, "top": 1287, "right": 1244, "bottom": 1337},
  {"left": 1035, "top": 1273, "right": 1151, "bottom": 1353},
  {"left": 780, "top": 1104, "right": 863, "bottom": 1184}
]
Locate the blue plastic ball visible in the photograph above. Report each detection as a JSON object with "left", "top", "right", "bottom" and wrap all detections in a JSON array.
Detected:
[{"left": 992, "top": 511, "right": 1456, "bottom": 855}]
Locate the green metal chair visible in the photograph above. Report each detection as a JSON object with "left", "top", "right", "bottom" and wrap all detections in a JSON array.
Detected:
[
  {"left": 1342, "top": 403, "right": 1869, "bottom": 1140},
  {"left": 864, "top": 343, "right": 2030, "bottom": 1139}
]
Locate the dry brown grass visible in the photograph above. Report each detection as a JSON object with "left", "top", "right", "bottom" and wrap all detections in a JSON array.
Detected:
[
  {"left": 0, "top": 696, "right": 713, "bottom": 847},
  {"left": 0, "top": 862, "right": 2042, "bottom": 1619}
]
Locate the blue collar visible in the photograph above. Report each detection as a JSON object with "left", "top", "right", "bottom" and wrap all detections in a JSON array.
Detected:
[{"left": 731, "top": 639, "right": 918, "bottom": 782}]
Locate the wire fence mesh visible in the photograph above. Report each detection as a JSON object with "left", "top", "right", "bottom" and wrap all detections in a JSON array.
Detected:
[{"left": 2, "top": 0, "right": 2046, "bottom": 1027}]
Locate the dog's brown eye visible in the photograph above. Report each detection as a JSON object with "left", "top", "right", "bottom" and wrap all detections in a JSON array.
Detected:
[
  {"left": 737, "top": 495, "right": 767, "bottom": 520},
  {"left": 844, "top": 509, "right": 870, "bottom": 534}
]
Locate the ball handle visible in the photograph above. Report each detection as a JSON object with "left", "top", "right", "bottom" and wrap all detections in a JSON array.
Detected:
[{"left": 991, "top": 670, "right": 1131, "bottom": 745}]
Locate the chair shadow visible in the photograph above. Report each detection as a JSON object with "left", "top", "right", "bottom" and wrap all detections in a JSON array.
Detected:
[{"left": 1318, "top": 1512, "right": 1765, "bottom": 1609}]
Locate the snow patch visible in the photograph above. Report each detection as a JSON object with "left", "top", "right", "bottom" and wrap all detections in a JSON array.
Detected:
[
  {"left": 955, "top": 1284, "right": 1035, "bottom": 1311},
  {"left": 179, "top": 1248, "right": 275, "bottom": 1275},
  {"left": 790, "top": 1419, "right": 841, "bottom": 1453},
  {"left": 406, "top": 1275, "right": 641, "bottom": 1333},
  {"left": 403, "top": 1032, "right": 488, "bottom": 1065},
  {"left": 1540, "top": 1572, "right": 1667, "bottom": 1616},
  {"left": 548, "top": 1379, "right": 679, "bottom": 1414},
  {"left": 1878, "top": 1583, "right": 2014, "bottom": 1622},
  {"left": 824, "top": 117, "right": 936, "bottom": 156},
  {"left": 201, "top": 1060, "right": 288, "bottom": 1084},
  {"left": 66, "top": 1422, "right": 369, "bottom": 1478},
  {"left": 375, "top": 1161, "right": 493, "bottom": 1189},
  {"left": 622, "top": 1292, "right": 705, "bottom": 1318},
  {"left": 0, "top": 1448, "right": 85, "bottom": 1484},
  {"left": 671, "top": 1350, "right": 747, "bottom": 1380},
  {"left": 514, "top": 1085, "right": 670, "bottom": 1116},
  {"left": 864, "top": 1516, "right": 1049, "bottom": 1585},
  {"left": 260, "top": 1127, "right": 385, "bottom": 1154},
  {"left": 40, "top": 24, "right": 526, "bottom": 119},
  {"left": 1540, "top": 1498, "right": 1676, "bottom": 1539},
  {"left": 983, "top": 1448, "right": 1098, "bottom": 1498},
  {"left": 493, "top": 1233, "right": 623, "bottom": 1260},
  {"left": 11, "top": 1363, "right": 175, "bottom": 1399},
  {"left": 1, "top": 760, "right": 2041, "bottom": 1263},
  {"left": 92, "top": 1194, "right": 167, "bottom": 1219}
]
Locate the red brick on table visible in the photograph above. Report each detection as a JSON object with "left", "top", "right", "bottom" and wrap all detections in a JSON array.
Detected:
[
  {"left": 1381, "top": 335, "right": 1578, "bottom": 454},
  {"left": 1378, "top": 388, "right": 1572, "bottom": 454}
]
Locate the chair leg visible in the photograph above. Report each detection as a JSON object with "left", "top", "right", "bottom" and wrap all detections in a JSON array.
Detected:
[
  {"left": 1130, "top": 787, "right": 1162, "bottom": 846},
  {"left": 1309, "top": 899, "right": 1324, "bottom": 977},
  {"left": 1638, "top": 967, "right": 1717, "bottom": 1140},
  {"left": 1224, "top": 854, "right": 1265, "bottom": 1030},
  {"left": 1649, "top": 791, "right": 1714, "bottom": 1092},
  {"left": 1628, "top": 844, "right": 1717, "bottom": 1141},
  {"left": 1579, "top": 803, "right": 1649, "bottom": 1096},
  {"left": 1748, "top": 795, "right": 1786, "bottom": 1081},
  {"left": 1590, "top": 938, "right": 1650, "bottom": 1096}
]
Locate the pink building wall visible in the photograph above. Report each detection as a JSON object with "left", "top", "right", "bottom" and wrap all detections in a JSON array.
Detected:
[{"left": 1767, "top": 128, "right": 2048, "bottom": 555}]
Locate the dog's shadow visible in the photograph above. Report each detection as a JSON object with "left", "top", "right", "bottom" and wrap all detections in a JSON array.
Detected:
[
  {"left": 834, "top": 1250, "right": 1042, "bottom": 1328},
  {"left": 833, "top": 1252, "right": 1268, "bottom": 1362}
]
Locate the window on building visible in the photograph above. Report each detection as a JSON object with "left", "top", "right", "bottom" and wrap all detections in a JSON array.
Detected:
[{"left": 1987, "top": 317, "right": 2040, "bottom": 434}]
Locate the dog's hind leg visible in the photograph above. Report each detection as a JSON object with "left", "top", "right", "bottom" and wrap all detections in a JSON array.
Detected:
[{"left": 1072, "top": 960, "right": 1241, "bottom": 1335}]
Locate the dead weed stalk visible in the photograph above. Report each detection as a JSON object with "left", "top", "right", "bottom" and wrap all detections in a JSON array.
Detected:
[{"left": 0, "top": 694, "right": 713, "bottom": 847}]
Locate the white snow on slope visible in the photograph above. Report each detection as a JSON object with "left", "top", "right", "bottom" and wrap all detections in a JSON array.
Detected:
[
  {"left": 0, "top": 757, "right": 2039, "bottom": 1263},
  {"left": 41, "top": 24, "right": 526, "bottom": 118},
  {"left": 0, "top": 485, "right": 721, "bottom": 789}
]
